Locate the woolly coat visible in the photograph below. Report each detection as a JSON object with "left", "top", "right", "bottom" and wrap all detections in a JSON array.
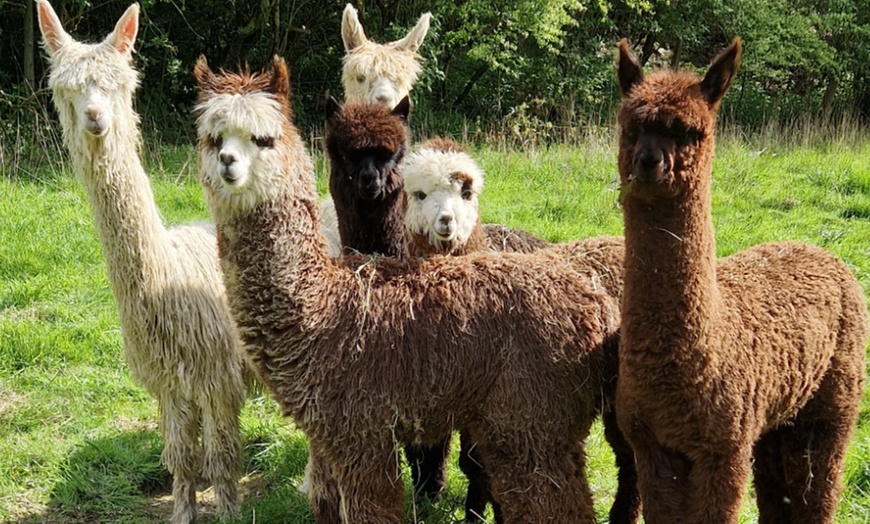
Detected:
[
  {"left": 616, "top": 40, "right": 868, "bottom": 524},
  {"left": 195, "top": 60, "right": 626, "bottom": 522}
]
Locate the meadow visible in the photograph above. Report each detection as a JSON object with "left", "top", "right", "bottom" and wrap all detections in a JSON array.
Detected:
[{"left": 1, "top": 128, "right": 869, "bottom": 523}]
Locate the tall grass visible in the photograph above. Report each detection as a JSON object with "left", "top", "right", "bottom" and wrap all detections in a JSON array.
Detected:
[{"left": 1, "top": 118, "right": 869, "bottom": 523}]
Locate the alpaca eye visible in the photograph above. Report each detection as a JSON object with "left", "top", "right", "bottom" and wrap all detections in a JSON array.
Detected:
[
  {"left": 208, "top": 135, "right": 223, "bottom": 149},
  {"left": 253, "top": 136, "right": 275, "bottom": 148},
  {"left": 415, "top": 191, "right": 427, "bottom": 201},
  {"left": 356, "top": 74, "right": 366, "bottom": 83},
  {"left": 461, "top": 189, "right": 473, "bottom": 201}
]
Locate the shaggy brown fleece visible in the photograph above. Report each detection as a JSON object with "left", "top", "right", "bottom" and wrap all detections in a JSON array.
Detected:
[
  {"left": 616, "top": 38, "right": 868, "bottom": 524},
  {"left": 196, "top": 56, "right": 626, "bottom": 523}
]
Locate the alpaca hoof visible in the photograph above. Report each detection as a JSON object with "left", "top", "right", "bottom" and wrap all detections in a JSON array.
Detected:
[{"left": 170, "top": 506, "right": 197, "bottom": 524}]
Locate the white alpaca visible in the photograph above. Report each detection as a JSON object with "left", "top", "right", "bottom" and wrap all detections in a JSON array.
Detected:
[
  {"left": 341, "top": 3, "right": 431, "bottom": 107},
  {"left": 36, "top": 3, "right": 245, "bottom": 523},
  {"left": 402, "top": 139, "right": 486, "bottom": 255}
]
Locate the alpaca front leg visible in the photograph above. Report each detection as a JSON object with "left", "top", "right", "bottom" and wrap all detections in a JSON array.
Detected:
[
  {"left": 602, "top": 408, "right": 641, "bottom": 524},
  {"left": 306, "top": 445, "right": 342, "bottom": 524},
  {"left": 482, "top": 436, "right": 594, "bottom": 523},
  {"left": 331, "top": 445, "right": 405, "bottom": 524},
  {"left": 458, "top": 431, "right": 501, "bottom": 523},
  {"left": 684, "top": 449, "right": 753, "bottom": 524},
  {"left": 753, "top": 429, "right": 793, "bottom": 523},
  {"left": 629, "top": 437, "right": 691, "bottom": 524},
  {"left": 200, "top": 385, "right": 244, "bottom": 517},
  {"left": 159, "top": 393, "right": 202, "bottom": 524}
]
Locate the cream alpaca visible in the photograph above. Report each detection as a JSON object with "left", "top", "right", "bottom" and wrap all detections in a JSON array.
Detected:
[
  {"left": 341, "top": 3, "right": 431, "bottom": 107},
  {"left": 195, "top": 56, "right": 625, "bottom": 523},
  {"left": 37, "top": 3, "right": 245, "bottom": 523}
]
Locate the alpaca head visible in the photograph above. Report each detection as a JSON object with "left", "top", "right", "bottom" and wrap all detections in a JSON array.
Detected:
[
  {"left": 37, "top": 0, "right": 140, "bottom": 140},
  {"left": 341, "top": 3, "right": 431, "bottom": 107},
  {"left": 194, "top": 55, "right": 303, "bottom": 215},
  {"left": 617, "top": 38, "right": 741, "bottom": 201},
  {"left": 402, "top": 138, "right": 484, "bottom": 250},
  {"left": 325, "top": 96, "right": 410, "bottom": 201}
]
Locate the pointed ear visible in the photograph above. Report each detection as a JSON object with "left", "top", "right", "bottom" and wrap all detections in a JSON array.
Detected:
[
  {"left": 326, "top": 95, "right": 342, "bottom": 121},
  {"left": 701, "top": 37, "right": 742, "bottom": 107},
  {"left": 105, "top": 3, "right": 140, "bottom": 56},
  {"left": 392, "top": 96, "right": 411, "bottom": 122},
  {"left": 617, "top": 39, "right": 644, "bottom": 97},
  {"left": 341, "top": 4, "right": 368, "bottom": 51},
  {"left": 193, "top": 55, "right": 215, "bottom": 90},
  {"left": 270, "top": 55, "right": 291, "bottom": 99},
  {"left": 36, "top": 0, "right": 72, "bottom": 54},
  {"left": 394, "top": 12, "right": 431, "bottom": 52}
]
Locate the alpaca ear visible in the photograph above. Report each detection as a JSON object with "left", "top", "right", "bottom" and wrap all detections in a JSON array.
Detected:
[
  {"left": 270, "top": 55, "right": 291, "bottom": 99},
  {"left": 105, "top": 3, "right": 140, "bottom": 56},
  {"left": 394, "top": 12, "right": 431, "bottom": 52},
  {"left": 392, "top": 96, "right": 412, "bottom": 122},
  {"left": 325, "top": 95, "right": 341, "bottom": 121},
  {"left": 341, "top": 4, "right": 368, "bottom": 51},
  {"left": 193, "top": 55, "right": 215, "bottom": 90},
  {"left": 36, "top": 0, "right": 72, "bottom": 55},
  {"left": 617, "top": 39, "right": 644, "bottom": 97},
  {"left": 701, "top": 37, "right": 742, "bottom": 108}
]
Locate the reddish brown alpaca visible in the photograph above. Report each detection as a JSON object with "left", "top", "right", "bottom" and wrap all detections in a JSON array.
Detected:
[{"left": 616, "top": 38, "right": 868, "bottom": 524}]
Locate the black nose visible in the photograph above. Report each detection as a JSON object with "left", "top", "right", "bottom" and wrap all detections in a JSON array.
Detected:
[{"left": 638, "top": 148, "right": 662, "bottom": 170}]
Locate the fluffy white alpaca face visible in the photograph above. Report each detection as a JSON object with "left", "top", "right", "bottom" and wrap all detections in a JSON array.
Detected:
[
  {"left": 341, "top": 4, "right": 430, "bottom": 107},
  {"left": 402, "top": 148, "right": 484, "bottom": 247},
  {"left": 196, "top": 92, "right": 287, "bottom": 211},
  {"left": 37, "top": 0, "right": 139, "bottom": 139}
]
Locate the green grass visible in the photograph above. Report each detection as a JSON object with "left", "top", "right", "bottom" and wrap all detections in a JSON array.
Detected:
[{"left": 1, "top": 135, "right": 869, "bottom": 523}]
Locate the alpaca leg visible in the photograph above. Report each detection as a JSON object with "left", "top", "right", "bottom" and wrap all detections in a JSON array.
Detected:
[
  {"left": 199, "top": 384, "right": 244, "bottom": 517},
  {"left": 306, "top": 446, "right": 342, "bottom": 524},
  {"left": 406, "top": 437, "right": 451, "bottom": 500},
  {"left": 159, "top": 393, "right": 202, "bottom": 524},
  {"left": 602, "top": 408, "right": 641, "bottom": 524},
  {"left": 752, "top": 429, "right": 792, "bottom": 523},
  {"left": 458, "top": 431, "right": 501, "bottom": 523},
  {"left": 330, "top": 444, "right": 405, "bottom": 523},
  {"left": 683, "top": 450, "right": 753, "bottom": 524},
  {"left": 627, "top": 427, "right": 690, "bottom": 524},
  {"left": 481, "top": 434, "right": 593, "bottom": 523},
  {"left": 780, "top": 418, "right": 855, "bottom": 524}
]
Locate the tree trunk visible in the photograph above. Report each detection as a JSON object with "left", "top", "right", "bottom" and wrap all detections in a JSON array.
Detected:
[
  {"left": 452, "top": 64, "right": 488, "bottom": 108},
  {"left": 24, "top": 0, "right": 35, "bottom": 90}
]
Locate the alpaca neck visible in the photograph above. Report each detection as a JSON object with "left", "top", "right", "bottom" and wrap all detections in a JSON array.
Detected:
[
  {"left": 63, "top": 97, "right": 168, "bottom": 300},
  {"left": 622, "top": 173, "right": 721, "bottom": 361},
  {"left": 333, "top": 171, "right": 407, "bottom": 258}
]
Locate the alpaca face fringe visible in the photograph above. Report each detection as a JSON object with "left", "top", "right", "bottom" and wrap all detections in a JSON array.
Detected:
[
  {"left": 196, "top": 91, "right": 298, "bottom": 216},
  {"left": 402, "top": 146, "right": 483, "bottom": 247},
  {"left": 340, "top": 4, "right": 429, "bottom": 107}
]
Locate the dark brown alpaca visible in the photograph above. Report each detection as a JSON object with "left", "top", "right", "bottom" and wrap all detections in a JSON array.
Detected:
[
  {"left": 616, "top": 38, "right": 868, "bottom": 524},
  {"left": 195, "top": 55, "right": 626, "bottom": 523},
  {"left": 324, "top": 96, "right": 454, "bottom": 503}
]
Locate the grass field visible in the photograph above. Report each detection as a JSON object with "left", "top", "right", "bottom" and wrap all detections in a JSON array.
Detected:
[{"left": 1, "top": 132, "right": 869, "bottom": 523}]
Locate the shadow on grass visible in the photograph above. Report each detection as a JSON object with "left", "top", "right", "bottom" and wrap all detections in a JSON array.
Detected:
[{"left": 11, "top": 426, "right": 314, "bottom": 523}]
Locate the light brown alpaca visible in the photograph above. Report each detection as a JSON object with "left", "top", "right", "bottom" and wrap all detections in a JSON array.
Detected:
[
  {"left": 616, "top": 38, "right": 868, "bottom": 524},
  {"left": 194, "top": 55, "right": 625, "bottom": 523}
]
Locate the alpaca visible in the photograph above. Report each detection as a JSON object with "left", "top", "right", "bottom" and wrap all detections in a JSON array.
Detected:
[
  {"left": 324, "top": 95, "right": 457, "bottom": 504},
  {"left": 341, "top": 3, "right": 431, "bottom": 107},
  {"left": 616, "top": 38, "right": 868, "bottom": 523},
  {"left": 402, "top": 137, "right": 641, "bottom": 524},
  {"left": 37, "top": 3, "right": 245, "bottom": 523},
  {"left": 194, "top": 55, "right": 627, "bottom": 523},
  {"left": 402, "top": 137, "right": 550, "bottom": 257}
]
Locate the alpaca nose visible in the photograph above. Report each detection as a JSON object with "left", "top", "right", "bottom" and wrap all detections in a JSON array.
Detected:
[
  {"left": 375, "top": 94, "right": 391, "bottom": 105},
  {"left": 85, "top": 106, "right": 103, "bottom": 123},
  {"left": 639, "top": 148, "right": 663, "bottom": 170},
  {"left": 435, "top": 213, "right": 455, "bottom": 236},
  {"left": 219, "top": 151, "right": 237, "bottom": 166}
]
